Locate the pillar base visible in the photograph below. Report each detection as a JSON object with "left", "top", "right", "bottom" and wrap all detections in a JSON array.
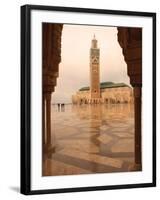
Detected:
[{"left": 128, "top": 163, "right": 142, "bottom": 171}]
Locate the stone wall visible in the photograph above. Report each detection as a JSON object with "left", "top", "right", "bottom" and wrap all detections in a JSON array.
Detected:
[{"left": 72, "top": 86, "right": 133, "bottom": 104}]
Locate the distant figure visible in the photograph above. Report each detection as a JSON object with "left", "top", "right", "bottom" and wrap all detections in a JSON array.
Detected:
[
  {"left": 61, "top": 103, "right": 65, "bottom": 112},
  {"left": 57, "top": 103, "right": 61, "bottom": 111}
]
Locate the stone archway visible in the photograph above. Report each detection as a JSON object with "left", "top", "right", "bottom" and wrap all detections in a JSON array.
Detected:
[
  {"left": 42, "top": 23, "right": 63, "bottom": 152},
  {"left": 43, "top": 23, "right": 142, "bottom": 170},
  {"left": 118, "top": 27, "right": 142, "bottom": 170}
]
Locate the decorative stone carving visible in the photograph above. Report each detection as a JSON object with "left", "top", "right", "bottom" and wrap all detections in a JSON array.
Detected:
[
  {"left": 43, "top": 23, "right": 63, "bottom": 94},
  {"left": 117, "top": 27, "right": 142, "bottom": 87}
]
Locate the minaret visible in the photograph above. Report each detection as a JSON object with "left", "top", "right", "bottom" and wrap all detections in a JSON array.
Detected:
[{"left": 90, "top": 34, "right": 101, "bottom": 103}]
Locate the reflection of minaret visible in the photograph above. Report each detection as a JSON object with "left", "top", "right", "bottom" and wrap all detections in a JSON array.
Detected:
[{"left": 90, "top": 34, "right": 101, "bottom": 103}]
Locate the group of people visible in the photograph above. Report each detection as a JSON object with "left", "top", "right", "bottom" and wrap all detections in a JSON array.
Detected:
[{"left": 57, "top": 103, "right": 65, "bottom": 111}]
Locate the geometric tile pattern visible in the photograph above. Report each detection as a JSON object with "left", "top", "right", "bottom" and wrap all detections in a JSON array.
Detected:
[{"left": 43, "top": 104, "right": 135, "bottom": 176}]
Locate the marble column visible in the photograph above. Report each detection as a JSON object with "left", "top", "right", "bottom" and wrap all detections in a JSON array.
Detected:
[
  {"left": 134, "top": 86, "right": 142, "bottom": 169},
  {"left": 46, "top": 93, "right": 51, "bottom": 147},
  {"left": 42, "top": 95, "right": 46, "bottom": 148}
]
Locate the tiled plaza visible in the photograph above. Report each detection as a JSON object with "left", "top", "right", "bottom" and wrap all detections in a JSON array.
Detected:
[{"left": 43, "top": 104, "right": 135, "bottom": 176}]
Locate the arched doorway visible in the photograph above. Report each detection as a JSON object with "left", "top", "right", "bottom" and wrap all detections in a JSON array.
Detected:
[{"left": 43, "top": 23, "right": 142, "bottom": 171}]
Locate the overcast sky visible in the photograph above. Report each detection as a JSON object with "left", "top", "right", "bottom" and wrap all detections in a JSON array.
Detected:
[{"left": 52, "top": 24, "right": 130, "bottom": 104}]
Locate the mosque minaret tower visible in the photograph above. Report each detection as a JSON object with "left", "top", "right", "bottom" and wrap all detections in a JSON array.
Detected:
[{"left": 89, "top": 34, "right": 101, "bottom": 103}]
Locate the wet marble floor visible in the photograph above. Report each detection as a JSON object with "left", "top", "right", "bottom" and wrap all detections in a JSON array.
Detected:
[{"left": 43, "top": 104, "right": 135, "bottom": 176}]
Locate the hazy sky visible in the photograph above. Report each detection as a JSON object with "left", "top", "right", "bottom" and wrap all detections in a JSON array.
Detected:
[{"left": 52, "top": 24, "right": 129, "bottom": 103}]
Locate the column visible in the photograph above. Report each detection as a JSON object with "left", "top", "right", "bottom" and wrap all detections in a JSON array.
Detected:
[
  {"left": 46, "top": 92, "right": 52, "bottom": 147},
  {"left": 42, "top": 95, "right": 46, "bottom": 148},
  {"left": 117, "top": 27, "right": 142, "bottom": 171},
  {"left": 134, "top": 86, "right": 142, "bottom": 169}
]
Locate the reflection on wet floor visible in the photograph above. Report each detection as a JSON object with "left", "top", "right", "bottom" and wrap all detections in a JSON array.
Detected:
[{"left": 43, "top": 104, "right": 135, "bottom": 176}]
